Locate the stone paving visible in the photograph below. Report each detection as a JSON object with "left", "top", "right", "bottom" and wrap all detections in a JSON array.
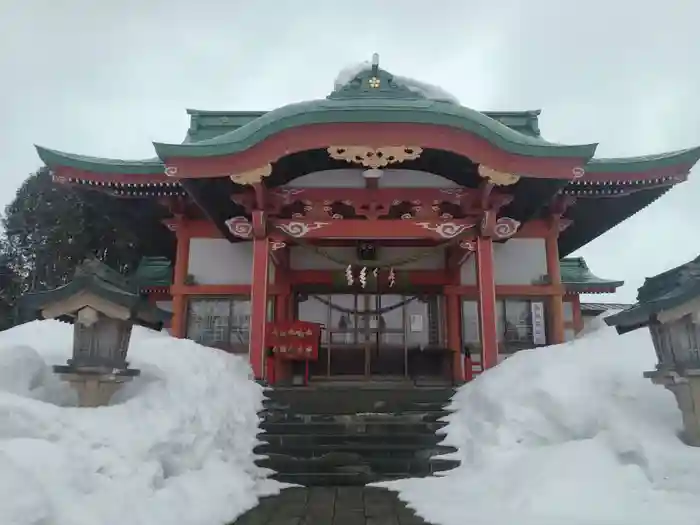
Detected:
[{"left": 231, "top": 486, "right": 432, "bottom": 525}]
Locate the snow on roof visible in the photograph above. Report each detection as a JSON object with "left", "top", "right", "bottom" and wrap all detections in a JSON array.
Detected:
[{"left": 334, "top": 61, "right": 460, "bottom": 104}]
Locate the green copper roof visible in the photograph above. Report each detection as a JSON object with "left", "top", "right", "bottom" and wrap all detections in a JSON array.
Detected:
[
  {"left": 133, "top": 257, "right": 172, "bottom": 287},
  {"left": 153, "top": 66, "right": 597, "bottom": 160},
  {"left": 585, "top": 146, "right": 700, "bottom": 173},
  {"left": 20, "top": 259, "right": 170, "bottom": 327},
  {"left": 606, "top": 256, "right": 700, "bottom": 333},
  {"left": 36, "top": 147, "right": 164, "bottom": 175},
  {"left": 33, "top": 64, "right": 700, "bottom": 178},
  {"left": 560, "top": 257, "right": 624, "bottom": 291},
  {"left": 184, "top": 108, "right": 543, "bottom": 143}
]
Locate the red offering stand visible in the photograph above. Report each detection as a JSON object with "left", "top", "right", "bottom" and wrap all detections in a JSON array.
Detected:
[{"left": 265, "top": 321, "right": 322, "bottom": 385}]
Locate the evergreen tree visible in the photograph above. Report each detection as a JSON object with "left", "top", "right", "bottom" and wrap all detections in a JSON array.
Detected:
[
  {"left": 1, "top": 167, "right": 174, "bottom": 328},
  {"left": 0, "top": 240, "right": 20, "bottom": 330}
]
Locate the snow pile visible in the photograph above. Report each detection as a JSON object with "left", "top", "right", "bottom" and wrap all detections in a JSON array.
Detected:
[
  {"left": 0, "top": 320, "right": 278, "bottom": 525},
  {"left": 334, "top": 62, "right": 460, "bottom": 104},
  {"left": 576, "top": 308, "right": 624, "bottom": 338},
  {"left": 385, "top": 324, "right": 700, "bottom": 525}
]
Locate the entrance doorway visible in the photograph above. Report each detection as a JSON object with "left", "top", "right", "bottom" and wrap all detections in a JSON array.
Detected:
[{"left": 295, "top": 292, "right": 445, "bottom": 379}]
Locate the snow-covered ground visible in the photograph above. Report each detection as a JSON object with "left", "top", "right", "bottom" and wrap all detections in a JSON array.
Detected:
[
  {"left": 0, "top": 320, "right": 279, "bottom": 525},
  {"left": 383, "top": 321, "right": 700, "bottom": 525}
]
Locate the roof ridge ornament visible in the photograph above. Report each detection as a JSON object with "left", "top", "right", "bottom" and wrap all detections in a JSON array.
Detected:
[{"left": 327, "top": 56, "right": 425, "bottom": 101}]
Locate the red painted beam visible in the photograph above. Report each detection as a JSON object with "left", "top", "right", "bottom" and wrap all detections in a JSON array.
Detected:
[
  {"left": 163, "top": 218, "right": 223, "bottom": 238},
  {"left": 261, "top": 187, "right": 513, "bottom": 216},
  {"left": 272, "top": 218, "right": 477, "bottom": 240},
  {"left": 163, "top": 122, "right": 587, "bottom": 180},
  {"left": 289, "top": 269, "right": 450, "bottom": 286}
]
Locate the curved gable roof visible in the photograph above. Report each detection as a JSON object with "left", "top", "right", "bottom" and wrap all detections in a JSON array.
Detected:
[{"left": 152, "top": 67, "right": 597, "bottom": 160}]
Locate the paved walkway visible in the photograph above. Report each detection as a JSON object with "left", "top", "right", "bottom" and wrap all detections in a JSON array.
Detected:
[{"left": 232, "top": 486, "right": 432, "bottom": 525}]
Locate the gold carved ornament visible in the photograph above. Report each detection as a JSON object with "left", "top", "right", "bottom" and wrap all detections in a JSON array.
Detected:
[
  {"left": 230, "top": 163, "right": 272, "bottom": 185},
  {"left": 477, "top": 165, "right": 520, "bottom": 186},
  {"left": 327, "top": 146, "right": 423, "bottom": 169}
]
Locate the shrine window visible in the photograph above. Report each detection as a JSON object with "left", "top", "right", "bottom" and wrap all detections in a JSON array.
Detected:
[
  {"left": 186, "top": 297, "right": 251, "bottom": 353},
  {"left": 461, "top": 298, "right": 548, "bottom": 356}
]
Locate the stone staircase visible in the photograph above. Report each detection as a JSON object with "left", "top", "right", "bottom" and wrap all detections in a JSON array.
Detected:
[{"left": 255, "top": 383, "right": 460, "bottom": 486}]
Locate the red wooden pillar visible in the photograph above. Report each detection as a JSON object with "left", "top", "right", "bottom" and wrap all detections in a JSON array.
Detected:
[
  {"left": 445, "top": 250, "right": 463, "bottom": 381},
  {"left": 170, "top": 219, "right": 190, "bottom": 338},
  {"left": 546, "top": 216, "right": 565, "bottom": 344},
  {"left": 446, "top": 293, "right": 463, "bottom": 380},
  {"left": 475, "top": 236, "right": 498, "bottom": 370},
  {"left": 249, "top": 211, "right": 270, "bottom": 380},
  {"left": 273, "top": 248, "right": 293, "bottom": 383}
]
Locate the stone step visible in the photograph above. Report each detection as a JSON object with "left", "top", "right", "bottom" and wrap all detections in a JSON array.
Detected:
[
  {"left": 258, "top": 432, "right": 444, "bottom": 448},
  {"left": 255, "top": 442, "right": 456, "bottom": 459},
  {"left": 263, "top": 387, "right": 454, "bottom": 414},
  {"left": 258, "top": 452, "right": 459, "bottom": 476},
  {"left": 271, "top": 471, "right": 385, "bottom": 486},
  {"left": 263, "top": 399, "right": 450, "bottom": 415},
  {"left": 260, "top": 420, "right": 447, "bottom": 436},
  {"left": 261, "top": 410, "right": 451, "bottom": 425}
]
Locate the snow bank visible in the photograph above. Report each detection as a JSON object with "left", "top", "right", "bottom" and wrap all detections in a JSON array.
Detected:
[
  {"left": 334, "top": 62, "right": 460, "bottom": 104},
  {"left": 384, "top": 324, "right": 700, "bottom": 525},
  {"left": 0, "top": 320, "right": 278, "bottom": 525}
]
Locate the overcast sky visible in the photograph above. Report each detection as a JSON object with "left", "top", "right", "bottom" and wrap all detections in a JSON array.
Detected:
[{"left": 1, "top": 0, "right": 699, "bottom": 302}]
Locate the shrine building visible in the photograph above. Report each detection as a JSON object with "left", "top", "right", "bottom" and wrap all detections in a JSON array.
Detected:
[{"left": 35, "top": 58, "right": 700, "bottom": 384}]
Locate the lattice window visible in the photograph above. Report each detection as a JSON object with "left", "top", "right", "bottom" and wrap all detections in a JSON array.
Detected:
[
  {"left": 186, "top": 297, "right": 251, "bottom": 353},
  {"left": 464, "top": 299, "right": 545, "bottom": 355}
]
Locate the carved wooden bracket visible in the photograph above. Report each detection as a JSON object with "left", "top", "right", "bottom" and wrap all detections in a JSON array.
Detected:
[
  {"left": 225, "top": 216, "right": 253, "bottom": 239},
  {"left": 480, "top": 211, "right": 520, "bottom": 240},
  {"left": 447, "top": 238, "right": 477, "bottom": 268},
  {"left": 230, "top": 164, "right": 272, "bottom": 185},
  {"left": 550, "top": 195, "right": 577, "bottom": 215},
  {"left": 327, "top": 146, "right": 422, "bottom": 169},
  {"left": 493, "top": 217, "right": 521, "bottom": 240},
  {"left": 478, "top": 165, "right": 520, "bottom": 186}
]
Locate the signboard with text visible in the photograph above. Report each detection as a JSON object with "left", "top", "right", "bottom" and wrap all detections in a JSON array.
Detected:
[
  {"left": 266, "top": 321, "right": 322, "bottom": 361},
  {"left": 531, "top": 302, "right": 547, "bottom": 345}
]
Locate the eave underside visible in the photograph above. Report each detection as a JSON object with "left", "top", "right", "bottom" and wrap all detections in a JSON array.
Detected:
[
  {"left": 45, "top": 146, "right": 684, "bottom": 256},
  {"left": 181, "top": 148, "right": 565, "bottom": 235},
  {"left": 558, "top": 186, "right": 669, "bottom": 256}
]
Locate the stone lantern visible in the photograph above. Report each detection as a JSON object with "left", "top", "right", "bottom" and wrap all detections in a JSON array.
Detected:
[
  {"left": 21, "top": 259, "right": 170, "bottom": 407},
  {"left": 606, "top": 256, "right": 700, "bottom": 445}
]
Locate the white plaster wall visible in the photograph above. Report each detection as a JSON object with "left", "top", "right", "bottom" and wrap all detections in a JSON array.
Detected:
[
  {"left": 494, "top": 239, "right": 546, "bottom": 285},
  {"left": 460, "top": 257, "right": 477, "bottom": 285},
  {"left": 290, "top": 246, "right": 444, "bottom": 270},
  {"left": 188, "top": 239, "right": 253, "bottom": 285},
  {"left": 379, "top": 169, "right": 459, "bottom": 188},
  {"left": 460, "top": 239, "right": 547, "bottom": 285},
  {"left": 284, "top": 169, "right": 364, "bottom": 188},
  {"left": 282, "top": 169, "right": 459, "bottom": 188}
]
